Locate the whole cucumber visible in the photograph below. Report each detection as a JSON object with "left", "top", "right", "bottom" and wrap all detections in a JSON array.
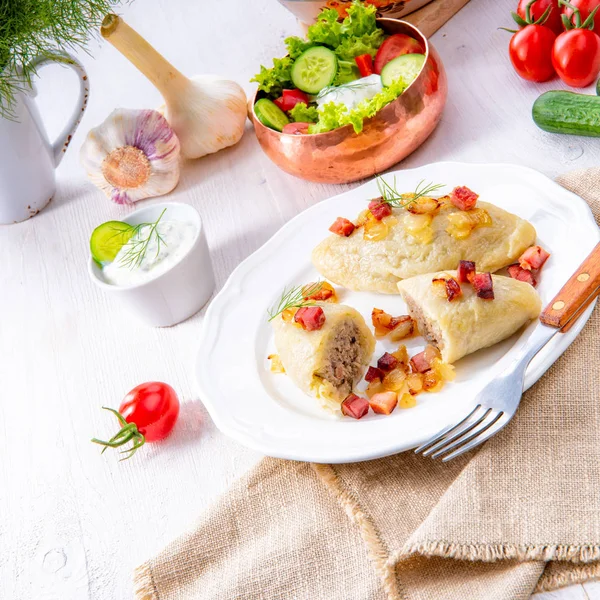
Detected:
[{"left": 532, "top": 91, "right": 600, "bottom": 137}]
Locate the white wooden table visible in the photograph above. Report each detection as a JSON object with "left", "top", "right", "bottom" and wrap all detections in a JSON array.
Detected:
[{"left": 1, "top": 0, "right": 599, "bottom": 598}]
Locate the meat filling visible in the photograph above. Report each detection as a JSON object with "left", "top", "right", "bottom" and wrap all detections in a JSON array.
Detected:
[
  {"left": 315, "top": 320, "right": 363, "bottom": 399},
  {"left": 403, "top": 295, "right": 445, "bottom": 356}
]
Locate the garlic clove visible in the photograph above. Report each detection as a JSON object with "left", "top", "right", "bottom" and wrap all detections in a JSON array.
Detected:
[
  {"left": 163, "top": 76, "right": 248, "bottom": 159},
  {"left": 80, "top": 108, "right": 180, "bottom": 205}
]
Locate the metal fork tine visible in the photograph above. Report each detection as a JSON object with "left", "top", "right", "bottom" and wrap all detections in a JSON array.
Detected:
[
  {"left": 432, "top": 410, "right": 504, "bottom": 460},
  {"left": 440, "top": 413, "right": 512, "bottom": 462},
  {"left": 414, "top": 405, "right": 484, "bottom": 455},
  {"left": 421, "top": 407, "right": 491, "bottom": 457}
]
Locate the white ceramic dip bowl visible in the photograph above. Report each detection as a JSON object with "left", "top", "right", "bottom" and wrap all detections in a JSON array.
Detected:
[{"left": 89, "top": 202, "right": 214, "bottom": 327}]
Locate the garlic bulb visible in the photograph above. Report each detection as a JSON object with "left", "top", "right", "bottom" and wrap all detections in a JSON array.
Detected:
[
  {"left": 80, "top": 109, "right": 180, "bottom": 205},
  {"left": 101, "top": 15, "right": 247, "bottom": 160}
]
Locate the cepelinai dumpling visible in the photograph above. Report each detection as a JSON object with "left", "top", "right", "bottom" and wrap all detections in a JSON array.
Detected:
[
  {"left": 272, "top": 303, "right": 375, "bottom": 411},
  {"left": 312, "top": 188, "right": 536, "bottom": 294},
  {"left": 397, "top": 271, "right": 542, "bottom": 363}
]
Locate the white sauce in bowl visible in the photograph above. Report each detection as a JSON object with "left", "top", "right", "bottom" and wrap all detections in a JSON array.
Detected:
[
  {"left": 103, "top": 220, "right": 197, "bottom": 287},
  {"left": 316, "top": 74, "right": 383, "bottom": 112}
]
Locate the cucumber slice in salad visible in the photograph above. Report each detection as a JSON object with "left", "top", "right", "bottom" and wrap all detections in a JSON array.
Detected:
[
  {"left": 254, "top": 98, "right": 290, "bottom": 132},
  {"left": 90, "top": 221, "right": 135, "bottom": 265},
  {"left": 291, "top": 47, "right": 338, "bottom": 94},
  {"left": 380, "top": 53, "right": 426, "bottom": 88}
]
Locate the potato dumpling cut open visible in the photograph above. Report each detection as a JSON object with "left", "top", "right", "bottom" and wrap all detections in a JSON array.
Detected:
[
  {"left": 397, "top": 272, "right": 541, "bottom": 363},
  {"left": 272, "top": 303, "right": 376, "bottom": 412}
]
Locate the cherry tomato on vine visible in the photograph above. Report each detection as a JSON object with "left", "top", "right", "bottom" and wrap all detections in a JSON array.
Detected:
[
  {"left": 562, "top": 0, "right": 600, "bottom": 25},
  {"left": 552, "top": 27, "right": 600, "bottom": 85},
  {"left": 517, "top": 0, "right": 564, "bottom": 33},
  {"left": 509, "top": 25, "right": 557, "bottom": 81},
  {"left": 92, "top": 382, "right": 180, "bottom": 460}
]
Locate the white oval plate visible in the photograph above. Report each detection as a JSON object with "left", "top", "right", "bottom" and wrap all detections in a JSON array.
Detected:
[{"left": 196, "top": 163, "right": 599, "bottom": 463}]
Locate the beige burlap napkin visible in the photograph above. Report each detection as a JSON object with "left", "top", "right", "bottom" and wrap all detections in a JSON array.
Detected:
[{"left": 135, "top": 169, "right": 600, "bottom": 600}]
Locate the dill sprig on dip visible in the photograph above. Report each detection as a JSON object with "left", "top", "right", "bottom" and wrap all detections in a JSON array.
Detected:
[
  {"left": 376, "top": 177, "right": 446, "bottom": 208},
  {"left": 267, "top": 281, "right": 324, "bottom": 322},
  {"left": 117, "top": 208, "right": 167, "bottom": 270}
]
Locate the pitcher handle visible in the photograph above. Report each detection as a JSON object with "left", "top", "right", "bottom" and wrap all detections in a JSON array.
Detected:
[{"left": 28, "top": 53, "right": 89, "bottom": 167}]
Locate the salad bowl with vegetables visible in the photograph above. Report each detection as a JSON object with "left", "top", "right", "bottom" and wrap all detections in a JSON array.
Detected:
[{"left": 249, "top": 1, "right": 447, "bottom": 183}]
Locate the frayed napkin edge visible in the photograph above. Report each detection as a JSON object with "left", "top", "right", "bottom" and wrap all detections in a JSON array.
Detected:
[
  {"left": 395, "top": 541, "right": 600, "bottom": 564},
  {"left": 134, "top": 562, "right": 159, "bottom": 600}
]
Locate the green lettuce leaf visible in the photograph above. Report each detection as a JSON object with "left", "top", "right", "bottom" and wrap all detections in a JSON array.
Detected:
[
  {"left": 334, "top": 29, "right": 385, "bottom": 61},
  {"left": 289, "top": 102, "right": 319, "bottom": 123},
  {"left": 340, "top": 0, "right": 378, "bottom": 37},
  {"left": 307, "top": 9, "right": 343, "bottom": 47},
  {"left": 333, "top": 60, "right": 361, "bottom": 86},
  {"left": 309, "top": 78, "right": 408, "bottom": 135},
  {"left": 285, "top": 36, "right": 315, "bottom": 60},
  {"left": 250, "top": 56, "right": 293, "bottom": 96}
]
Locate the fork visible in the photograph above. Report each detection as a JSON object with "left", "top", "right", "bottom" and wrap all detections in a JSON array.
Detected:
[{"left": 415, "top": 242, "right": 600, "bottom": 462}]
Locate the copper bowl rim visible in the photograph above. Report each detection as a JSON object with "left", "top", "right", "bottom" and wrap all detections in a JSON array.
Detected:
[{"left": 250, "top": 18, "right": 432, "bottom": 139}]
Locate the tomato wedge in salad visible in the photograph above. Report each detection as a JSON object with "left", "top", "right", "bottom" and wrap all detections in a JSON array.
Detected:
[
  {"left": 274, "top": 89, "right": 310, "bottom": 113},
  {"left": 374, "top": 33, "right": 425, "bottom": 74},
  {"left": 282, "top": 122, "right": 311, "bottom": 135}
]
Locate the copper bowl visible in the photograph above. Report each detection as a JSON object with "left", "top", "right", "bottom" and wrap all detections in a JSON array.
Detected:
[{"left": 249, "top": 19, "right": 447, "bottom": 184}]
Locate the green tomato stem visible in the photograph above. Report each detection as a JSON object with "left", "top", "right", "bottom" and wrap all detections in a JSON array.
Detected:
[{"left": 91, "top": 407, "right": 146, "bottom": 461}]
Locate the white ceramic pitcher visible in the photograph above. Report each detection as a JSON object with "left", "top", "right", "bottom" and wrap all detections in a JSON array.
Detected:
[{"left": 0, "top": 54, "right": 88, "bottom": 224}]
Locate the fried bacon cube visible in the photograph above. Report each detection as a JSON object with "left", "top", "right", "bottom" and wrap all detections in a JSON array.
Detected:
[
  {"left": 457, "top": 260, "right": 476, "bottom": 283},
  {"left": 341, "top": 394, "right": 370, "bottom": 419},
  {"left": 519, "top": 245, "right": 550, "bottom": 271},
  {"left": 471, "top": 272, "right": 494, "bottom": 299},
  {"left": 368, "top": 198, "right": 393, "bottom": 220},
  {"left": 450, "top": 186, "right": 479, "bottom": 211},
  {"left": 329, "top": 217, "right": 355, "bottom": 237},
  {"left": 294, "top": 306, "right": 326, "bottom": 331},
  {"left": 369, "top": 391, "right": 398, "bottom": 415},
  {"left": 410, "top": 351, "right": 432, "bottom": 374},
  {"left": 377, "top": 352, "right": 398, "bottom": 372},
  {"left": 365, "top": 366, "right": 384, "bottom": 382},
  {"left": 508, "top": 264, "right": 537, "bottom": 287},
  {"left": 432, "top": 276, "right": 462, "bottom": 302}
]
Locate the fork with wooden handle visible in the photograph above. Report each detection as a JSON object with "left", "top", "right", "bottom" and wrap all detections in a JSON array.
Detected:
[{"left": 415, "top": 242, "right": 600, "bottom": 462}]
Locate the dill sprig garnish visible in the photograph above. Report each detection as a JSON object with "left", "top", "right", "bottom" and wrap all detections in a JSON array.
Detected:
[
  {"left": 0, "top": 0, "right": 126, "bottom": 119},
  {"left": 117, "top": 208, "right": 167, "bottom": 270},
  {"left": 267, "top": 281, "right": 324, "bottom": 322},
  {"left": 376, "top": 177, "right": 446, "bottom": 208}
]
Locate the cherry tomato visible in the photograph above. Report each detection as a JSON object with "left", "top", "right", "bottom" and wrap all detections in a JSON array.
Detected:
[
  {"left": 516, "top": 0, "right": 563, "bottom": 33},
  {"left": 562, "top": 0, "right": 600, "bottom": 25},
  {"left": 374, "top": 33, "right": 424, "bottom": 74},
  {"left": 92, "top": 382, "right": 180, "bottom": 459},
  {"left": 282, "top": 122, "right": 311, "bottom": 135},
  {"left": 509, "top": 24, "right": 557, "bottom": 81},
  {"left": 273, "top": 89, "right": 310, "bottom": 113},
  {"left": 552, "top": 28, "right": 600, "bottom": 86},
  {"left": 355, "top": 53, "right": 374, "bottom": 77},
  {"left": 120, "top": 382, "right": 180, "bottom": 441}
]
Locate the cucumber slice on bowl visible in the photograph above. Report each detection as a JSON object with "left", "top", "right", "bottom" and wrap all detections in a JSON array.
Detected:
[
  {"left": 291, "top": 47, "right": 338, "bottom": 94},
  {"left": 380, "top": 53, "right": 426, "bottom": 88},
  {"left": 254, "top": 98, "right": 290, "bottom": 132},
  {"left": 90, "top": 221, "right": 135, "bottom": 265}
]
